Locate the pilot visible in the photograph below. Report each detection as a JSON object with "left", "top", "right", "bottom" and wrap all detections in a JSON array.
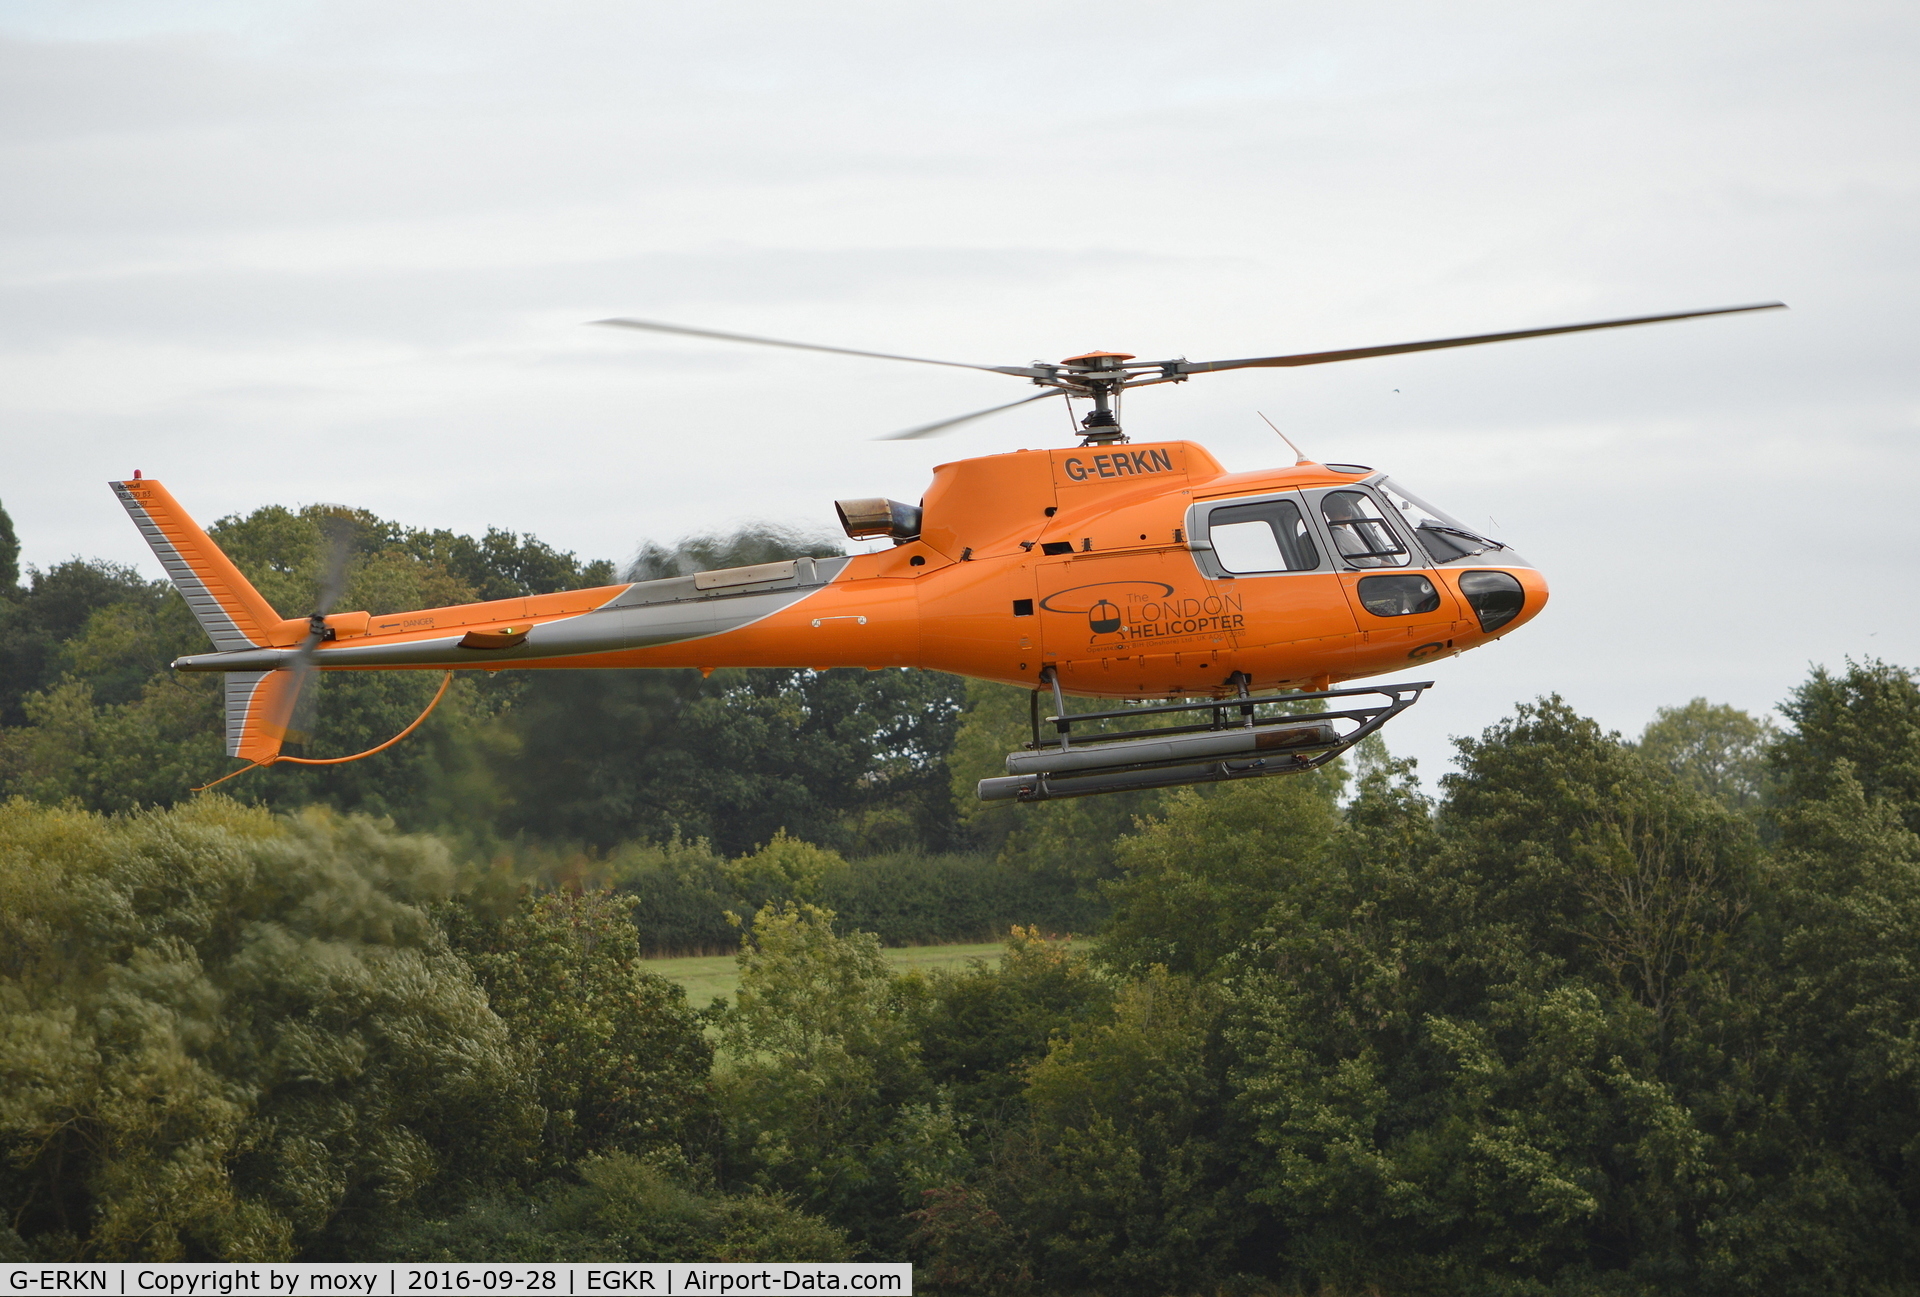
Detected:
[{"left": 1321, "top": 492, "right": 1401, "bottom": 568}]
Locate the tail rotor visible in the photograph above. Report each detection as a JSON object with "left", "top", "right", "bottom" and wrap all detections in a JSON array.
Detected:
[{"left": 265, "top": 515, "right": 355, "bottom": 746}]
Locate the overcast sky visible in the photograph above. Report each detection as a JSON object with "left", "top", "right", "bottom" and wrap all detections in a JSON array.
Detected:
[{"left": 3, "top": 0, "right": 1915, "bottom": 783}]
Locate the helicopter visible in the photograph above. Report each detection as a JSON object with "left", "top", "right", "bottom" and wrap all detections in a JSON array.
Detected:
[{"left": 115, "top": 301, "right": 1782, "bottom": 801}]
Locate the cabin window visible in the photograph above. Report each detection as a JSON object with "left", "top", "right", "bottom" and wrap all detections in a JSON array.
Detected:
[
  {"left": 1320, "top": 490, "right": 1410, "bottom": 568},
  {"left": 1206, "top": 499, "right": 1320, "bottom": 573},
  {"left": 1458, "top": 570, "right": 1526, "bottom": 632},
  {"left": 1356, "top": 574, "right": 1440, "bottom": 617}
]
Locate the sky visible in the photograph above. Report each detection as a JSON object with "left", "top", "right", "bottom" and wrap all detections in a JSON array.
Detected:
[{"left": 2, "top": 0, "right": 1915, "bottom": 784}]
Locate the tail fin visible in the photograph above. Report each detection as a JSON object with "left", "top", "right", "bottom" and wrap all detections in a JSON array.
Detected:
[
  {"left": 113, "top": 478, "right": 300, "bottom": 762},
  {"left": 223, "top": 671, "right": 302, "bottom": 763},
  {"left": 111, "top": 478, "right": 291, "bottom": 650}
]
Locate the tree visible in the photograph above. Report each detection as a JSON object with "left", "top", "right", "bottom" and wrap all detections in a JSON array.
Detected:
[
  {"left": 0, "top": 797, "right": 540, "bottom": 1260},
  {"left": 1011, "top": 971, "right": 1256, "bottom": 1297},
  {"left": 1772, "top": 658, "right": 1920, "bottom": 833},
  {"left": 497, "top": 527, "right": 965, "bottom": 855},
  {"left": 0, "top": 500, "right": 617, "bottom": 833},
  {"left": 443, "top": 890, "right": 717, "bottom": 1172},
  {"left": 916, "top": 927, "right": 1110, "bottom": 1126},
  {"left": 1228, "top": 698, "right": 1759, "bottom": 1293},
  {"left": 717, "top": 903, "right": 933, "bottom": 1249},
  {"left": 0, "top": 559, "right": 171, "bottom": 728},
  {"left": 370, "top": 1153, "right": 849, "bottom": 1262},
  {"left": 946, "top": 677, "right": 1174, "bottom": 881},
  {"left": 1638, "top": 697, "right": 1776, "bottom": 812},
  {"left": 1099, "top": 771, "right": 1343, "bottom": 979},
  {"left": 0, "top": 499, "right": 20, "bottom": 597}
]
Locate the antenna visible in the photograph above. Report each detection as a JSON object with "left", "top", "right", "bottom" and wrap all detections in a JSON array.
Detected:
[{"left": 1258, "top": 411, "right": 1311, "bottom": 465}]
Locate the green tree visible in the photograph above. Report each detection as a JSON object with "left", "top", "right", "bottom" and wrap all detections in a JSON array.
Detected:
[
  {"left": 1228, "top": 699, "right": 1758, "bottom": 1293},
  {"left": 947, "top": 677, "right": 1171, "bottom": 882},
  {"left": 371, "top": 1153, "right": 848, "bottom": 1262},
  {"left": 1010, "top": 970, "right": 1256, "bottom": 1297},
  {"left": 443, "top": 889, "right": 716, "bottom": 1171},
  {"left": 0, "top": 500, "right": 618, "bottom": 832},
  {"left": 0, "top": 499, "right": 19, "bottom": 596},
  {"left": 499, "top": 527, "right": 964, "bottom": 856},
  {"left": 1099, "top": 771, "right": 1343, "bottom": 978},
  {"left": 718, "top": 903, "right": 931, "bottom": 1249},
  {"left": 0, "top": 798, "right": 540, "bottom": 1260},
  {"left": 916, "top": 927, "right": 1110, "bottom": 1126},
  {"left": 1772, "top": 659, "right": 1920, "bottom": 833},
  {"left": 501, "top": 665, "right": 964, "bottom": 856},
  {"left": 1639, "top": 697, "right": 1776, "bottom": 812},
  {"left": 0, "top": 559, "right": 168, "bottom": 727}
]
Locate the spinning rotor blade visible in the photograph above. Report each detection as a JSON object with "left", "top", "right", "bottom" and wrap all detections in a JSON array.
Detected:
[
  {"left": 312, "top": 517, "right": 354, "bottom": 616},
  {"left": 877, "top": 389, "right": 1066, "bottom": 441},
  {"left": 594, "top": 318, "right": 1049, "bottom": 378},
  {"left": 281, "top": 652, "right": 321, "bottom": 745},
  {"left": 274, "top": 517, "right": 357, "bottom": 745},
  {"left": 1175, "top": 302, "right": 1787, "bottom": 375}
]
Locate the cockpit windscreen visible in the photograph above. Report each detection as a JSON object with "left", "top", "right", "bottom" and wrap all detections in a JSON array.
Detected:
[{"left": 1377, "top": 479, "right": 1508, "bottom": 563}]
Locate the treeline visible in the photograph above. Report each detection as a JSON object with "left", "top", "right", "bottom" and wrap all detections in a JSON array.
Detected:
[
  {"left": 4, "top": 664, "right": 1918, "bottom": 1290},
  {"left": 9, "top": 496, "right": 1920, "bottom": 1289},
  {"left": 0, "top": 498, "right": 1154, "bottom": 944}
]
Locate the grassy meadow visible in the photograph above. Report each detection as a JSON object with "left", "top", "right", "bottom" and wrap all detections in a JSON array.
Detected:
[{"left": 648, "top": 940, "right": 1008, "bottom": 1007}]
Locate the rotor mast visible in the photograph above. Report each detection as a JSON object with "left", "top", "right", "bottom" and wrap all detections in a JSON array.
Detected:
[{"left": 1054, "top": 351, "right": 1140, "bottom": 445}]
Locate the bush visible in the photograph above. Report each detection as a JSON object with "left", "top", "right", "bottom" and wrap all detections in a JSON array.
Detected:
[
  {"left": 372, "top": 1155, "right": 848, "bottom": 1262},
  {"left": 0, "top": 798, "right": 539, "bottom": 1260}
]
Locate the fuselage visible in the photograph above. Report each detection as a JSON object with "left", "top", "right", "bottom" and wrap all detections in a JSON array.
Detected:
[{"left": 171, "top": 441, "right": 1547, "bottom": 699}]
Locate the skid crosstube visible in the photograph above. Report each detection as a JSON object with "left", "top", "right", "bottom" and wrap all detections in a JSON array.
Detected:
[{"left": 977, "top": 678, "right": 1432, "bottom": 803}]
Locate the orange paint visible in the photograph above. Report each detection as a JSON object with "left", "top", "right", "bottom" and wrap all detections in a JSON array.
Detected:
[{"left": 116, "top": 444, "right": 1548, "bottom": 763}]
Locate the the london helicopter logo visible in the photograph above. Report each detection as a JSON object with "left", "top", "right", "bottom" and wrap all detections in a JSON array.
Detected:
[{"left": 1038, "top": 581, "right": 1247, "bottom": 643}]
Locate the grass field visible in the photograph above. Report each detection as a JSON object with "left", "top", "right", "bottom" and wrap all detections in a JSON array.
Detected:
[{"left": 647, "top": 941, "right": 1006, "bottom": 1007}]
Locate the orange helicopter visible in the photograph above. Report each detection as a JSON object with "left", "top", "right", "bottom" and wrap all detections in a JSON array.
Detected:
[{"left": 117, "top": 302, "right": 1782, "bottom": 801}]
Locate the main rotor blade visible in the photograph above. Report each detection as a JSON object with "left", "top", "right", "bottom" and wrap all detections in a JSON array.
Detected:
[
  {"left": 594, "top": 318, "right": 1049, "bottom": 379},
  {"left": 877, "top": 389, "right": 1066, "bottom": 441},
  {"left": 1175, "top": 302, "right": 1787, "bottom": 375}
]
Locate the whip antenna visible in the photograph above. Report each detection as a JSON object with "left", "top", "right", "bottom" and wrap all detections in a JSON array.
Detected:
[{"left": 1258, "top": 411, "right": 1312, "bottom": 465}]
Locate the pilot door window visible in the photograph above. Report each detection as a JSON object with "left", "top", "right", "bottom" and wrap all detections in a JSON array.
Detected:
[
  {"left": 1319, "top": 490, "right": 1411, "bottom": 569},
  {"left": 1205, "top": 499, "right": 1321, "bottom": 574}
]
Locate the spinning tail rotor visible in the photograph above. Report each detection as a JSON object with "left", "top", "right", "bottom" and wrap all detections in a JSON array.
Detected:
[{"left": 267, "top": 515, "right": 355, "bottom": 745}]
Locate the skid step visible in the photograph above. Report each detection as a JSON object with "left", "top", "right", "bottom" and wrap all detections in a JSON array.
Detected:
[{"left": 978, "top": 677, "right": 1431, "bottom": 803}]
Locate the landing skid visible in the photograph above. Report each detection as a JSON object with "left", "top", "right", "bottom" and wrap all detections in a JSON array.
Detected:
[{"left": 977, "top": 672, "right": 1432, "bottom": 803}]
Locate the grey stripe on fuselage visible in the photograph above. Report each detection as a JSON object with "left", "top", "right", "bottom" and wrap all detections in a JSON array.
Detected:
[
  {"left": 112, "top": 483, "right": 255, "bottom": 650},
  {"left": 174, "top": 556, "right": 854, "bottom": 673}
]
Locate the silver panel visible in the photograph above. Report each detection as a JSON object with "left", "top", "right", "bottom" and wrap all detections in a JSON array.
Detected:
[
  {"left": 223, "top": 671, "right": 270, "bottom": 756},
  {"left": 173, "top": 557, "right": 853, "bottom": 673}
]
